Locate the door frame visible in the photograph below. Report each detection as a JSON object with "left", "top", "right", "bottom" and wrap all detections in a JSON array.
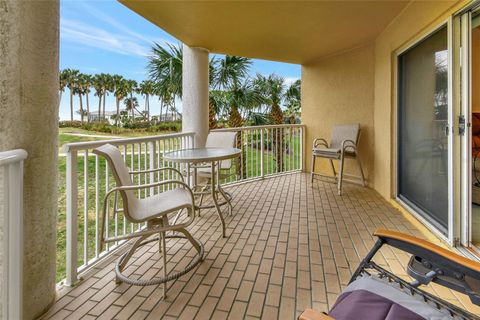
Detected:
[{"left": 460, "top": 10, "right": 472, "bottom": 247}]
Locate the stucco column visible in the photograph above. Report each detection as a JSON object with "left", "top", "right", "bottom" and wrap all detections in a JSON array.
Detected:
[
  {"left": 0, "top": 1, "right": 59, "bottom": 319},
  {"left": 182, "top": 44, "right": 209, "bottom": 147}
]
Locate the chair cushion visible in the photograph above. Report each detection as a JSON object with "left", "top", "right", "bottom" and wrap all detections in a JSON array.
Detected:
[
  {"left": 129, "top": 188, "right": 193, "bottom": 222},
  {"left": 312, "top": 147, "right": 341, "bottom": 158},
  {"left": 329, "top": 276, "right": 450, "bottom": 320}
]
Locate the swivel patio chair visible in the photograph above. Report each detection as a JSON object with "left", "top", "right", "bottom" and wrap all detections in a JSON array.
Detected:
[
  {"left": 93, "top": 144, "right": 204, "bottom": 298},
  {"left": 311, "top": 124, "right": 366, "bottom": 195},
  {"left": 193, "top": 131, "right": 238, "bottom": 215}
]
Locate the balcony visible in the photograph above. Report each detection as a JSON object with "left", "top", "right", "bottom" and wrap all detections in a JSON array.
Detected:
[{"left": 42, "top": 171, "right": 480, "bottom": 319}]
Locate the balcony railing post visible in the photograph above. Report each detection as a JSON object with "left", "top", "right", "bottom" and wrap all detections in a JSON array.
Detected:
[
  {"left": 66, "top": 150, "right": 78, "bottom": 286},
  {"left": 260, "top": 129, "right": 264, "bottom": 178},
  {"left": 300, "top": 126, "right": 305, "bottom": 171},
  {"left": 149, "top": 142, "right": 156, "bottom": 196},
  {"left": 1, "top": 149, "right": 27, "bottom": 320}
]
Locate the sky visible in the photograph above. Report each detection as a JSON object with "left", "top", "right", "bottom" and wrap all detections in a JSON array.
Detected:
[{"left": 59, "top": 0, "right": 301, "bottom": 120}]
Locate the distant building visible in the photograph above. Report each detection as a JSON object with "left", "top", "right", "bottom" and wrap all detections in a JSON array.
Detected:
[{"left": 87, "top": 111, "right": 119, "bottom": 124}]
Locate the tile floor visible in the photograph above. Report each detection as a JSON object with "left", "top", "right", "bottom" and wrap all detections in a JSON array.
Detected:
[{"left": 42, "top": 173, "right": 480, "bottom": 319}]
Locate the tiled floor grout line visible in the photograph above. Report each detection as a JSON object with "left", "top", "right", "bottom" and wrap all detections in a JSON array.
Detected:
[{"left": 42, "top": 173, "right": 480, "bottom": 320}]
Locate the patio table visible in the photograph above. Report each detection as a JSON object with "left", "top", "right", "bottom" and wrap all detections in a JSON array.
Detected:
[{"left": 164, "top": 147, "right": 241, "bottom": 237}]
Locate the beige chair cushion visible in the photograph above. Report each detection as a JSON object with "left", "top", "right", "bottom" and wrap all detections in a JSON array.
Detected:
[
  {"left": 329, "top": 124, "right": 360, "bottom": 150},
  {"left": 129, "top": 188, "right": 193, "bottom": 222}
]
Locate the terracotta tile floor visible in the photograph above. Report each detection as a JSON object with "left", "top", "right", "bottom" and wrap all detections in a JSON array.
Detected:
[{"left": 42, "top": 173, "right": 480, "bottom": 319}]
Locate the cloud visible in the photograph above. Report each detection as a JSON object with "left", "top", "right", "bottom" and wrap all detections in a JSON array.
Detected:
[
  {"left": 76, "top": 1, "right": 174, "bottom": 49},
  {"left": 79, "top": 1, "right": 155, "bottom": 44},
  {"left": 61, "top": 18, "right": 150, "bottom": 57},
  {"left": 284, "top": 77, "right": 300, "bottom": 86}
]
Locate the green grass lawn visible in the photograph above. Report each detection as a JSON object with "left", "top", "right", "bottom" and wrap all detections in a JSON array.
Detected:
[{"left": 55, "top": 128, "right": 301, "bottom": 282}]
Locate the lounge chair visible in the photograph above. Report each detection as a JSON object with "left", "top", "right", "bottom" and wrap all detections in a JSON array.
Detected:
[
  {"left": 299, "top": 229, "right": 480, "bottom": 320},
  {"left": 311, "top": 124, "right": 365, "bottom": 195},
  {"left": 93, "top": 144, "right": 204, "bottom": 298}
]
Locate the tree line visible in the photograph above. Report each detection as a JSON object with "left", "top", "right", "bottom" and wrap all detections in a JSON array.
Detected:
[{"left": 59, "top": 43, "right": 301, "bottom": 128}]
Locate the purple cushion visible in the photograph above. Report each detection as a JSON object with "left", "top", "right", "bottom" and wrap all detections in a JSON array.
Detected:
[{"left": 329, "top": 289, "right": 425, "bottom": 320}]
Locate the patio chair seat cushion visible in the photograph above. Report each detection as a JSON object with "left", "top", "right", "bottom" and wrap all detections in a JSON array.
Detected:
[
  {"left": 312, "top": 147, "right": 341, "bottom": 157},
  {"left": 130, "top": 188, "right": 193, "bottom": 222},
  {"left": 329, "top": 276, "right": 450, "bottom": 320}
]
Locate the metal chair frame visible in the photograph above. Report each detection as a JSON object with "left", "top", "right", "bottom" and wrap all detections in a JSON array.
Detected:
[
  {"left": 94, "top": 145, "right": 204, "bottom": 299},
  {"left": 311, "top": 125, "right": 366, "bottom": 195}
]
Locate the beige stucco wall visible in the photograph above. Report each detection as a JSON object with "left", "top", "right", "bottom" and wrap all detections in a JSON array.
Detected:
[
  {"left": 0, "top": 0, "right": 59, "bottom": 318},
  {"left": 373, "top": 0, "right": 466, "bottom": 200},
  {"left": 302, "top": 0, "right": 473, "bottom": 203},
  {"left": 302, "top": 44, "right": 375, "bottom": 185}
]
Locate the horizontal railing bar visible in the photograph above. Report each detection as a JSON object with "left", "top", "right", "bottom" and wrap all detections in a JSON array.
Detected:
[
  {"left": 211, "top": 124, "right": 305, "bottom": 132},
  {"left": 0, "top": 149, "right": 28, "bottom": 166},
  {"left": 63, "top": 132, "right": 195, "bottom": 153}
]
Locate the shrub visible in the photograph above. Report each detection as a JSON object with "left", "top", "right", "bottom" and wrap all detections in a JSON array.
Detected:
[
  {"left": 59, "top": 120, "right": 82, "bottom": 128},
  {"left": 89, "top": 122, "right": 112, "bottom": 133},
  {"left": 146, "top": 121, "right": 182, "bottom": 132}
]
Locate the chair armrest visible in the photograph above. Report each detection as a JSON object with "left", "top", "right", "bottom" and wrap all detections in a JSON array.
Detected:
[
  {"left": 374, "top": 229, "right": 480, "bottom": 273},
  {"left": 299, "top": 309, "right": 334, "bottom": 320},
  {"left": 100, "top": 179, "right": 195, "bottom": 250},
  {"left": 341, "top": 139, "right": 357, "bottom": 153},
  {"left": 108, "top": 180, "right": 194, "bottom": 204},
  {"left": 313, "top": 138, "right": 329, "bottom": 148},
  {"left": 129, "top": 167, "right": 185, "bottom": 182}
]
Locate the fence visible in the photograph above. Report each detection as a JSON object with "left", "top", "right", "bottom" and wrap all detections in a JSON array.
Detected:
[{"left": 0, "top": 149, "right": 27, "bottom": 320}]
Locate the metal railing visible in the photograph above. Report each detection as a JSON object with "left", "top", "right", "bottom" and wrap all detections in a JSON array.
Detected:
[
  {"left": 61, "top": 124, "right": 304, "bottom": 285},
  {"left": 211, "top": 124, "right": 305, "bottom": 183},
  {"left": 0, "top": 149, "right": 27, "bottom": 320}
]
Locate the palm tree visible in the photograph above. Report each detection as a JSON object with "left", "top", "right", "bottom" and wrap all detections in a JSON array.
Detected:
[
  {"left": 63, "top": 69, "right": 80, "bottom": 121},
  {"left": 59, "top": 69, "right": 68, "bottom": 108},
  {"left": 103, "top": 74, "right": 114, "bottom": 119},
  {"left": 255, "top": 74, "right": 287, "bottom": 172},
  {"left": 208, "top": 90, "right": 228, "bottom": 129},
  {"left": 112, "top": 75, "right": 127, "bottom": 125},
  {"left": 139, "top": 80, "right": 155, "bottom": 120},
  {"left": 126, "top": 79, "right": 138, "bottom": 119},
  {"left": 92, "top": 73, "right": 105, "bottom": 120},
  {"left": 148, "top": 43, "right": 183, "bottom": 113},
  {"left": 285, "top": 79, "right": 301, "bottom": 124},
  {"left": 124, "top": 97, "right": 140, "bottom": 119},
  {"left": 77, "top": 73, "right": 92, "bottom": 123},
  {"left": 73, "top": 76, "right": 85, "bottom": 124},
  {"left": 213, "top": 55, "right": 253, "bottom": 127},
  {"left": 255, "top": 74, "right": 285, "bottom": 125}
]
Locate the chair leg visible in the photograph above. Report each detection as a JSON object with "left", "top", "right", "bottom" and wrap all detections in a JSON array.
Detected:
[
  {"left": 338, "top": 155, "right": 345, "bottom": 195},
  {"left": 311, "top": 155, "right": 316, "bottom": 183},
  {"left": 161, "top": 231, "right": 168, "bottom": 298},
  {"left": 175, "top": 228, "right": 203, "bottom": 257},
  {"left": 116, "top": 234, "right": 149, "bottom": 284},
  {"left": 329, "top": 159, "right": 336, "bottom": 179},
  {"left": 356, "top": 156, "right": 366, "bottom": 187}
]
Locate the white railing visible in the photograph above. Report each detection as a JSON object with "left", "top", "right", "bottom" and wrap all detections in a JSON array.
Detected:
[
  {"left": 212, "top": 124, "right": 305, "bottom": 183},
  {"left": 62, "top": 132, "right": 195, "bottom": 286},
  {"left": 61, "top": 124, "right": 304, "bottom": 285},
  {"left": 0, "top": 149, "right": 27, "bottom": 320}
]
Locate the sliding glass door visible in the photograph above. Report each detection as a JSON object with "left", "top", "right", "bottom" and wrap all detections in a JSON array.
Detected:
[{"left": 397, "top": 25, "right": 451, "bottom": 237}]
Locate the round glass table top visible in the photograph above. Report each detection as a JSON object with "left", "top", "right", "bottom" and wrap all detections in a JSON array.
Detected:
[{"left": 163, "top": 147, "right": 242, "bottom": 163}]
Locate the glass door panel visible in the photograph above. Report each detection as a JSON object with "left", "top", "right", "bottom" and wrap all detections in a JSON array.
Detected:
[{"left": 398, "top": 25, "right": 450, "bottom": 236}]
